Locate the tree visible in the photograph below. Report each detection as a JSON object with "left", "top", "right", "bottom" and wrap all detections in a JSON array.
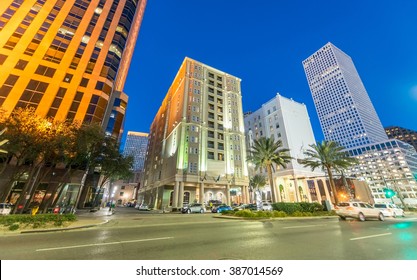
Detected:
[
  {"left": 0, "top": 107, "right": 54, "bottom": 206},
  {"left": 247, "top": 137, "right": 292, "bottom": 203},
  {"left": 250, "top": 174, "right": 266, "bottom": 190},
  {"left": 250, "top": 174, "right": 266, "bottom": 204},
  {"left": 300, "top": 140, "right": 358, "bottom": 205},
  {"left": 90, "top": 137, "right": 134, "bottom": 207}
]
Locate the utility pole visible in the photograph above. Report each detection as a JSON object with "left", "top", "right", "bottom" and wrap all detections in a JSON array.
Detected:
[{"left": 382, "top": 177, "right": 409, "bottom": 211}]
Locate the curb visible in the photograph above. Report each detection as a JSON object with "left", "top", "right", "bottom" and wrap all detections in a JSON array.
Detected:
[
  {"left": 20, "top": 220, "right": 109, "bottom": 234},
  {"left": 212, "top": 215, "right": 339, "bottom": 221}
]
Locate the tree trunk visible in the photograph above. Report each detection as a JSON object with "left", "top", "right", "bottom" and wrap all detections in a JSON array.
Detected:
[
  {"left": 41, "top": 167, "right": 72, "bottom": 213},
  {"left": 326, "top": 167, "right": 338, "bottom": 205},
  {"left": 267, "top": 165, "right": 276, "bottom": 203},
  {"left": 0, "top": 163, "right": 27, "bottom": 203},
  {"left": 12, "top": 163, "right": 39, "bottom": 214}
]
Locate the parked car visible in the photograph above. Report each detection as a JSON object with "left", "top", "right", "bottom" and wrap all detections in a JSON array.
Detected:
[
  {"left": 182, "top": 203, "right": 205, "bottom": 214},
  {"left": 233, "top": 203, "right": 258, "bottom": 211},
  {"left": 373, "top": 203, "right": 405, "bottom": 218},
  {"left": 0, "top": 203, "right": 12, "bottom": 215},
  {"left": 135, "top": 204, "right": 150, "bottom": 211},
  {"left": 335, "top": 201, "right": 385, "bottom": 221},
  {"left": 211, "top": 204, "right": 232, "bottom": 213},
  {"left": 262, "top": 202, "right": 273, "bottom": 211}
]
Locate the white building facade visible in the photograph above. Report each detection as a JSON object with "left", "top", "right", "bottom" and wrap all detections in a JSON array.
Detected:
[
  {"left": 244, "top": 93, "right": 331, "bottom": 203},
  {"left": 345, "top": 140, "right": 417, "bottom": 207}
]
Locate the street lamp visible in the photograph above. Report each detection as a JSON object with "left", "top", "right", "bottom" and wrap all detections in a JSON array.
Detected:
[{"left": 382, "top": 177, "right": 409, "bottom": 211}]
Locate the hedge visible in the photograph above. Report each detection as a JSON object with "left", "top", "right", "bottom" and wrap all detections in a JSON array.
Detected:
[
  {"left": 0, "top": 214, "right": 77, "bottom": 229},
  {"left": 272, "top": 202, "right": 324, "bottom": 214}
]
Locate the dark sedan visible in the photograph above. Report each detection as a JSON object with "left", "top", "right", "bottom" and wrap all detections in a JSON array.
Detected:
[{"left": 211, "top": 204, "right": 232, "bottom": 213}]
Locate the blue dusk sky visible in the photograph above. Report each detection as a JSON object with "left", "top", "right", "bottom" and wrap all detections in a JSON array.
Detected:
[{"left": 122, "top": 0, "right": 417, "bottom": 144}]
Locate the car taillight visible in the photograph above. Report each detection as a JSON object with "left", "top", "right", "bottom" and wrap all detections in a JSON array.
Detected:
[{"left": 346, "top": 207, "right": 354, "bottom": 210}]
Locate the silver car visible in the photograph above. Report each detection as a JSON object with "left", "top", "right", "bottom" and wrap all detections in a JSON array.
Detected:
[
  {"left": 262, "top": 202, "right": 273, "bottom": 211},
  {"left": 373, "top": 203, "right": 405, "bottom": 218},
  {"left": 336, "top": 201, "right": 385, "bottom": 222},
  {"left": 181, "top": 203, "right": 205, "bottom": 214}
]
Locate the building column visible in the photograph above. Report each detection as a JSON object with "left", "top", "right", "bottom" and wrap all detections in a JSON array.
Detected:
[
  {"left": 322, "top": 179, "right": 331, "bottom": 202},
  {"left": 313, "top": 179, "right": 322, "bottom": 202},
  {"left": 245, "top": 185, "right": 250, "bottom": 204},
  {"left": 294, "top": 178, "right": 301, "bottom": 202},
  {"left": 304, "top": 180, "right": 312, "bottom": 202},
  {"left": 153, "top": 186, "right": 159, "bottom": 209},
  {"left": 199, "top": 182, "right": 205, "bottom": 204},
  {"left": 172, "top": 181, "right": 179, "bottom": 208},
  {"left": 284, "top": 178, "right": 290, "bottom": 202},
  {"left": 178, "top": 181, "right": 184, "bottom": 208},
  {"left": 276, "top": 176, "right": 282, "bottom": 202},
  {"left": 226, "top": 183, "right": 231, "bottom": 206}
]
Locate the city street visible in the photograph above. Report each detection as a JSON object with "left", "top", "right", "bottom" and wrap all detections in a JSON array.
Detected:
[{"left": 1, "top": 207, "right": 416, "bottom": 260}]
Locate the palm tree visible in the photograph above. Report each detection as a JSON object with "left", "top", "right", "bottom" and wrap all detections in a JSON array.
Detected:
[
  {"left": 250, "top": 174, "right": 266, "bottom": 203},
  {"left": 300, "top": 140, "right": 358, "bottom": 205},
  {"left": 247, "top": 137, "right": 292, "bottom": 203}
]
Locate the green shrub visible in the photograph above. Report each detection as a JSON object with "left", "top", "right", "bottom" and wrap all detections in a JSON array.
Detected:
[
  {"left": 0, "top": 214, "right": 76, "bottom": 228},
  {"left": 272, "top": 202, "right": 303, "bottom": 214},
  {"left": 234, "top": 209, "right": 255, "bottom": 218},
  {"left": 272, "top": 211, "right": 287, "bottom": 217},
  {"left": 8, "top": 224, "right": 19, "bottom": 231},
  {"left": 272, "top": 202, "right": 325, "bottom": 214},
  {"left": 299, "top": 202, "right": 324, "bottom": 212}
]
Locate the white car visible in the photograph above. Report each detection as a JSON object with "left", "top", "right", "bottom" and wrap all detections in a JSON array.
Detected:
[
  {"left": 373, "top": 203, "right": 405, "bottom": 218},
  {"left": 262, "top": 202, "right": 273, "bottom": 211},
  {"left": 0, "top": 203, "right": 12, "bottom": 215},
  {"left": 181, "top": 203, "right": 205, "bottom": 214},
  {"left": 335, "top": 201, "right": 385, "bottom": 222},
  {"left": 135, "top": 204, "right": 150, "bottom": 211}
]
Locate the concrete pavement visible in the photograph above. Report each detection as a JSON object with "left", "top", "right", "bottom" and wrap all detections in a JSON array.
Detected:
[{"left": 2, "top": 207, "right": 415, "bottom": 235}]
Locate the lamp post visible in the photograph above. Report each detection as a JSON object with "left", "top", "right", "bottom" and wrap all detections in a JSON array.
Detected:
[{"left": 382, "top": 177, "right": 409, "bottom": 211}]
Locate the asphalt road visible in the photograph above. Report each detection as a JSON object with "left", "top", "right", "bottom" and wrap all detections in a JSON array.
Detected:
[{"left": 1, "top": 208, "right": 416, "bottom": 260}]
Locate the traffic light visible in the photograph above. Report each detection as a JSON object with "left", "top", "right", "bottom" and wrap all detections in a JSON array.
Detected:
[{"left": 383, "top": 188, "right": 396, "bottom": 198}]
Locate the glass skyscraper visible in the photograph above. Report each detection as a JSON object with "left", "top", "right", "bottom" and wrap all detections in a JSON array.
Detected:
[
  {"left": 303, "top": 43, "right": 417, "bottom": 207},
  {"left": 302, "top": 42, "right": 388, "bottom": 149},
  {"left": 122, "top": 131, "right": 148, "bottom": 172},
  {"left": 0, "top": 0, "right": 147, "bottom": 139}
]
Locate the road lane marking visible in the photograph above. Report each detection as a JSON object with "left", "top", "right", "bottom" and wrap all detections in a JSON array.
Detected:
[
  {"left": 350, "top": 233, "right": 392, "bottom": 241},
  {"left": 283, "top": 224, "right": 325, "bottom": 229},
  {"left": 36, "top": 237, "right": 174, "bottom": 252}
]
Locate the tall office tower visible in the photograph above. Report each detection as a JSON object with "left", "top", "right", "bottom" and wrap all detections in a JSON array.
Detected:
[
  {"left": 123, "top": 131, "right": 149, "bottom": 172},
  {"left": 303, "top": 43, "right": 417, "bottom": 206},
  {"left": 244, "top": 93, "right": 329, "bottom": 203},
  {"left": 0, "top": 0, "right": 147, "bottom": 140},
  {"left": 385, "top": 126, "right": 417, "bottom": 152},
  {"left": 139, "top": 57, "right": 250, "bottom": 210},
  {"left": 302, "top": 42, "right": 388, "bottom": 149}
]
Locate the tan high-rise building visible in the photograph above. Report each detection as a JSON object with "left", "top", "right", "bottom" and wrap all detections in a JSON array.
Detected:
[
  {"left": 139, "top": 57, "right": 250, "bottom": 210},
  {"left": 0, "top": 0, "right": 147, "bottom": 139}
]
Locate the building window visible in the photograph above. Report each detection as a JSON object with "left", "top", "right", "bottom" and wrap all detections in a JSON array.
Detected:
[
  {"left": 63, "top": 73, "right": 73, "bottom": 83},
  {"left": 15, "top": 59, "right": 28, "bottom": 70},
  {"left": 35, "top": 65, "right": 56, "bottom": 77}
]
